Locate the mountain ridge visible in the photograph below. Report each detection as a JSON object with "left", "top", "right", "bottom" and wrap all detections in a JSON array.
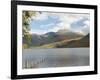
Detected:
[{"left": 29, "top": 29, "right": 85, "bottom": 47}]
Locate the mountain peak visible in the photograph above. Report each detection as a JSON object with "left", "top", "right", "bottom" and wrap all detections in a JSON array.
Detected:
[
  {"left": 57, "top": 29, "right": 70, "bottom": 33},
  {"left": 44, "top": 32, "right": 57, "bottom": 36}
]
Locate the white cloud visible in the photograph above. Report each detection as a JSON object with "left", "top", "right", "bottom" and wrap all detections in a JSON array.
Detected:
[
  {"left": 53, "top": 13, "right": 86, "bottom": 31},
  {"left": 47, "top": 13, "right": 89, "bottom": 34},
  {"left": 31, "top": 12, "right": 90, "bottom": 35},
  {"left": 40, "top": 23, "right": 55, "bottom": 29},
  {"left": 32, "top": 12, "right": 48, "bottom": 21},
  {"left": 72, "top": 19, "right": 90, "bottom": 35},
  {"left": 29, "top": 29, "right": 47, "bottom": 35},
  {"left": 82, "top": 20, "right": 90, "bottom": 35}
]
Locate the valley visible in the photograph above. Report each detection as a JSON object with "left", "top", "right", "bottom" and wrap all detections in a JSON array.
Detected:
[{"left": 23, "top": 29, "right": 89, "bottom": 48}]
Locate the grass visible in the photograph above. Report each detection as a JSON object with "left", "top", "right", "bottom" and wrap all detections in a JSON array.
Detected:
[
  {"left": 34, "top": 37, "right": 82, "bottom": 48},
  {"left": 23, "top": 44, "right": 29, "bottom": 49}
]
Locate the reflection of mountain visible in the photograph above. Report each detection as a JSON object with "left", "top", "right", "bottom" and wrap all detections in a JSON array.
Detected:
[{"left": 31, "top": 29, "right": 84, "bottom": 47}]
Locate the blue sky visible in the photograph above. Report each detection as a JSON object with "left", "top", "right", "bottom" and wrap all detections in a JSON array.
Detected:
[
  {"left": 71, "top": 17, "right": 89, "bottom": 33},
  {"left": 30, "top": 15, "right": 61, "bottom": 32},
  {"left": 29, "top": 12, "right": 90, "bottom": 35}
]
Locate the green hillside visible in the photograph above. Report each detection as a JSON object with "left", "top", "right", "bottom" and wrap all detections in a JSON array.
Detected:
[
  {"left": 34, "top": 37, "right": 82, "bottom": 48},
  {"left": 33, "top": 34, "right": 89, "bottom": 48}
]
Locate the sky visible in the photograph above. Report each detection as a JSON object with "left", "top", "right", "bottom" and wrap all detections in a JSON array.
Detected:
[{"left": 29, "top": 11, "right": 90, "bottom": 35}]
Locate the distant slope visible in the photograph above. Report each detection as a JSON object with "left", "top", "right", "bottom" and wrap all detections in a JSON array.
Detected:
[
  {"left": 31, "top": 32, "right": 59, "bottom": 46},
  {"left": 31, "top": 29, "right": 84, "bottom": 47},
  {"left": 57, "top": 34, "right": 89, "bottom": 48},
  {"left": 34, "top": 37, "right": 82, "bottom": 48},
  {"left": 35, "top": 34, "right": 89, "bottom": 48}
]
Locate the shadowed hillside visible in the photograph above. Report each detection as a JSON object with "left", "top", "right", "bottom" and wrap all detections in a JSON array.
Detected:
[
  {"left": 30, "top": 29, "right": 84, "bottom": 47},
  {"left": 57, "top": 34, "right": 89, "bottom": 48},
  {"left": 23, "top": 29, "right": 89, "bottom": 48}
]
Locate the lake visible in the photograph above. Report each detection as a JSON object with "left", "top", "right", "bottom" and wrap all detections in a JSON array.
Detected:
[{"left": 22, "top": 48, "right": 89, "bottom": 69}]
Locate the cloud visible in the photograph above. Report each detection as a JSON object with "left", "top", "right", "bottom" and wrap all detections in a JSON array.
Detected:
[
  {"left": 70, "top": 17, "right": 89, "bottom": 35},
  {"left": 81, "top": 20, "right": 90, "bottom": 35},
  {"left": 39, "top": 23, "right": 56, "bottom": 29},
  {"left": 30, "top": 12, "right": 90, "bottom": 35},
  {"left": 32, "top": 12, "right": 48, "bottom": 21},
  {"left": 51, "top": 13, "right": 89, "bottom": 31}
]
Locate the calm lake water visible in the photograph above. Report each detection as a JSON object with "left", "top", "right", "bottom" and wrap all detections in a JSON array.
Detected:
[{"left": 22, "top": 48, "right": 89, "bottom": 69}]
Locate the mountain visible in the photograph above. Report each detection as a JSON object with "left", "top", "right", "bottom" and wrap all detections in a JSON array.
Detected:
[
  {"left": 57, "top": 29, "right": 84, "bottom": 40},
  {"left": 45, "top": 32, "right": 58, "bottom": 36},
  {"left": 30, "top": 29, "right": 85, "bottom": 47},
  {"left": 31, "top": 34, "right": 42, "bottom": 46},
  {"left": 57, "top": 34, "right": 89, "bottom": 48}
]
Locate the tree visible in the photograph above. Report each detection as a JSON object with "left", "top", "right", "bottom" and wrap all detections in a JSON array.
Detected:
[{"left": 22, "top": 11, "right": 36, "bottom": 47}]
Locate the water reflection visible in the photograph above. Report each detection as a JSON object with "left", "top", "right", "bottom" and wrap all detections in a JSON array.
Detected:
[{"left": 22, "top": 48, "right": 89, "bottom": 69}]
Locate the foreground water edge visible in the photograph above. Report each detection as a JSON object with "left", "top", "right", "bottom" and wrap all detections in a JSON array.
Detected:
[{"left": 22, "top": 48, "right": 89, "bottom": 69}]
